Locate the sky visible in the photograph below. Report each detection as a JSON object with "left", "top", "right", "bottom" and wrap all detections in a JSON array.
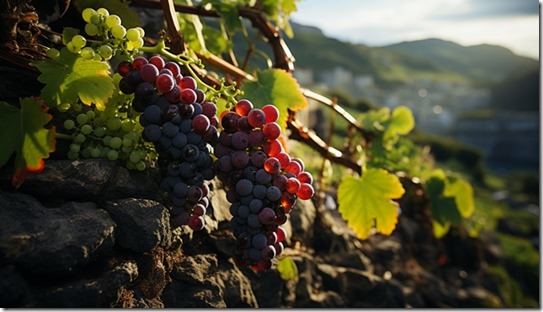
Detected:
[{"left": 290, "top": 0, "right": 540, "bottom": 59}]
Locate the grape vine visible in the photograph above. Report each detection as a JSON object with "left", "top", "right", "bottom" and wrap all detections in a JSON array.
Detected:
[{"left": 0, "top": 0, "right": 477, "bottom": 275}]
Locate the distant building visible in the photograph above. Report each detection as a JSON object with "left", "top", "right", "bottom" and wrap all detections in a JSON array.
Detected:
[{"left": 449, "top": 111, "right": 539, "bottom": 172}]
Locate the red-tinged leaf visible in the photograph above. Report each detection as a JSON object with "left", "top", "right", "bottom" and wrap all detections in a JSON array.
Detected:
[{"left": 0, "top": 98, "right": 56, "bottom": 187}]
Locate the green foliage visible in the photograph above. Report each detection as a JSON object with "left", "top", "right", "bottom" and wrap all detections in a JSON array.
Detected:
[
  {"left": 277, "top": 256, "right": 299, "bottom": 282},
  {"left": 240, "top": 68, "right": 308, "bottom": 129},
  {"left": 497, "top": 233, "right": 540, "bottom": 301},
  {"left": 424, "top": 169, "right": 475, "bottom": 238},
  {"left": 337, "top": 168, "right": 405, "bottom": 239},
  {"left": 0, "top": 98, "right": 56, "bottom": 187},
  {"left": 34, "top": 48, "right": 115, "bottom": 110},
  {"left": 486, "top": 265, "right": 538, "bottom": 308},
  {"left": 258, "top": 0, "right": 300, "bottom": 38}
]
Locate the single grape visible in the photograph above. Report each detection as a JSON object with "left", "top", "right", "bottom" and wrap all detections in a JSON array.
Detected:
[
  {"left": 286, "top": 177, "right": 302, "bottom": 194},
  {"left": 111, "top": 25, "right": 126, "bottom": 39},
  {"left": 64, "top": 119, "right": 75, "bottom": 130},
  {"left": 156, "top": 74, "right": 175, "bottom": 93},
  {"left": 192, "top": 115, "right": 210, "bottom": 134},
  {"left": 126, "top": 28, "right": 141, "bottom": 42},
  {"left": 80, "top": 124, "right": 93, "bottom": 135},
  {"left": 262, "top": 122, "right": 281, "bottom": 140},
  {"left": 140, "top": 63, "right": 159, "bottom": 83},
  {"left": 84, "top": 23, "right": 99, "bottom": 36},
  {"left": 107, "top": 149, "right": 119, "bottom": 161},
  {"left": 258, "top": 207, "right": 276, "bottom": 225},
  {"left": 180, "top": 76, "right": 197, "bottom": 90},
  {"left": 82, "top": 8, "right": 97, "bottom": 23},
  {"left": 98, "top": 45, "right": 113, "bottom": 60},
  {"left": 297, "top": 171, "right": 313, "bottom": 184},
  {"left": 142, "top": 124, "right": 162, "bottom": 142},
  {"left": 71, "top": 35, "right": 87, "bottom": 49},
  {"left": 180, "top": 88, "right": 197, "bottom": 104},
  {"left": 262, "top": 104, "right": 280, "bottom": 123},
  {"left": 235, "top": 99, "right": 253, "bottom": 116},
  {"left": 247, "top": 108, "right": 266, "bottom": 128},
  {"left": 296, "top": 183, "right": 314, "bottom": 200},
  {"left": 231, "top": 131, "right": 249, "bottom": 150},
  {"left": 266, "top": 185, "right": 282, "bottom": 202},
  {"left": 231, "top": 150, "right": 250, "bottom": 169},
  {"left": 263, "top": 157, "right": 281, "bottom": 174}
]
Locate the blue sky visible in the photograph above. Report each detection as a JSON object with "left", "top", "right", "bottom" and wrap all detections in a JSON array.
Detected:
[{"left": 291, "top": 0, "right": 539, "bottom": 59}]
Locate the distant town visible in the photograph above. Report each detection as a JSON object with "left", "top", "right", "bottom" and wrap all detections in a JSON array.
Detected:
[{"left": 294, "top": 66, "right": 539, "bottom": 174}]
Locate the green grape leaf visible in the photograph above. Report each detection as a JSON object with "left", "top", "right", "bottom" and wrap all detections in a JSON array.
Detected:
[
  {"left": 259, "top": 0, "right": 299, "bottom": 37},
  {"left": 337, "top": 168, "right": 405, "bottom": 240},
  {"left": 0, "top": 98, "right": 56, "bottom": 187},
  {"left": 444, "top": 176, "right": 475, "bottom": 219},
  {"left": 74, "top": 0, "right": 141, "bottom": 28},
  {"left": 383, "top": 106, "right": 414, "bottom": 142},
  {"left": 424, "top": 176, "right": 461, "bottom": 226},
  {"left": 34, "top": 48, "right": 114, "bottom": 110},
  {"left": 203, "top": 0, "right": 243, "bottom": 33},
  {"left": 277, "top": 256, "right": 298, "bottom": 282},
  {"left": 359, "top": 107, "right": 390, "bottom": 131},
  {"left": 240, "top": 69, "right": 307, "bottom": 130}
]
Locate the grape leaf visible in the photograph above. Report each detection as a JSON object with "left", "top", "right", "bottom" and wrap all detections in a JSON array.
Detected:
[
  {"left": 445, "top": 176, "right": 475, "bottom": 219},
  {"left": 0, "top": 98, "right": 56, "bottom": 187},
  {"left": 337, "top": 168, "right": 405, "bottom": 240},
  {"left": 202, "top": 0, "right": 243, "bottom": 33},
  {"left": 34, "top": 48, "right": 114, "bottom": 110},
  {"left": 73, "top": 0, "right": 141, "bottom": 28},
  {"left": 424, "top": 176, "right": 461, "bottom": 226},
  {"left": 277, "top": 256, "right": 298, "bottom": 282},
  {"left": 240, "top": 69, "right": 308, "bottom": 129},
  {"left": 383, "top": 106, "right": 414, "bottom": 142}
]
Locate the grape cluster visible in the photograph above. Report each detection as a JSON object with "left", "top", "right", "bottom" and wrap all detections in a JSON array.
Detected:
[
  {"left": 64, "top": 7, "right": 145, "bottom": 60},
  {"left": 214, "top": 100, "right": 315, "bottom": 271},
  {"left": 118, "top": 55, "right": 219, "bottom": 231},
  {"left": 61, "top": 101, "right": 151, "bottom": 171}
]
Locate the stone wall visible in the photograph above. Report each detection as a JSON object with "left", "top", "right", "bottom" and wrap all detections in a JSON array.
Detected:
[{"left": 0, "top": 159, "right": 512, "bottom": 308}]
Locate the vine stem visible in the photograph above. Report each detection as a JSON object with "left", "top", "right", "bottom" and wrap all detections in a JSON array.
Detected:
[{"left": 55, "top": 132, "right": 72, "bottom": 140}]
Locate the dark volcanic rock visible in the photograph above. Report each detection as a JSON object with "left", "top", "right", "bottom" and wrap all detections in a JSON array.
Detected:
[
  {"left": 27, "top": 261, "right": 138, "bottom": 308},
  {"left": 0, "top": 191, "right": 115, "bottom": 275},
  {"left": 0, "top": 265, "right": 27, "bottom": 307},
  {"left": 104, "top": 198, "right": 172, "bottom": 252},
  {"left": 18, "top": 159, "right": 160, "bottom": 201}
]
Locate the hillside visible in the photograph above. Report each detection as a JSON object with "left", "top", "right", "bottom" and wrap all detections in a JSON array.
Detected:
[
  {"left": 280, "top": 23, "right": 539, "bottom": 88},
  {"left": 384, "top": 38, "right": 538, "bottom": 83}
]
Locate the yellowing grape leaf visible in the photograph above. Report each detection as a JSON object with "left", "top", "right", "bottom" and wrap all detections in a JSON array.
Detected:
[
  {"left": 240, "top": 69, "right": 308, "bottom": 130},
  {"left": 277, "top": 256, "right": 298, "bottom": 282},
  {"left": 383, "top": 106, "right": 414, "bottom": 142},
  {"left": 34, "top": 48, "right": 114, "bottom": 110},
  {"left": 0, "top": 98, "right": 56, "bottom": 187},
  {"left": 337, "top": 168, "right": 405, "bottom": 240},
  {"left": 432, "top": 220, "right": 451, "bottom": 239}
]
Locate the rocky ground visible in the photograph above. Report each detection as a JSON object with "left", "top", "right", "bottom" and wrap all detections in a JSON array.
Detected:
[{"left": 0, "top": 159, "right": 533, "bottom": 308}]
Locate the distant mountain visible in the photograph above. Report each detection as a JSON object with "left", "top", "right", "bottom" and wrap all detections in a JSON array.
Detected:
[
  {"left": 281, "top": 23, "right": 539, "bottom": 88},
  {"left": 384, "top": 38, "right": 538, "bottom": 83}
]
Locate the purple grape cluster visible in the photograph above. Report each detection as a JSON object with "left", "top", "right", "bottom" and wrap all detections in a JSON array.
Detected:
[
  {"left": 214, "top": 99, "right": 315, "bottom": 271},
  {"left": 118, "top": 56, "right": 219, "bottom": 231}
]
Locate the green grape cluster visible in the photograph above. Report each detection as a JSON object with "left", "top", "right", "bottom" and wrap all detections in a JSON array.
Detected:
[
  {"left": 64, "top": 7, "right": 145, "bottom": 60},
  {"left": 61, "top": 99, "right": 155, "bottom": 171}
]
